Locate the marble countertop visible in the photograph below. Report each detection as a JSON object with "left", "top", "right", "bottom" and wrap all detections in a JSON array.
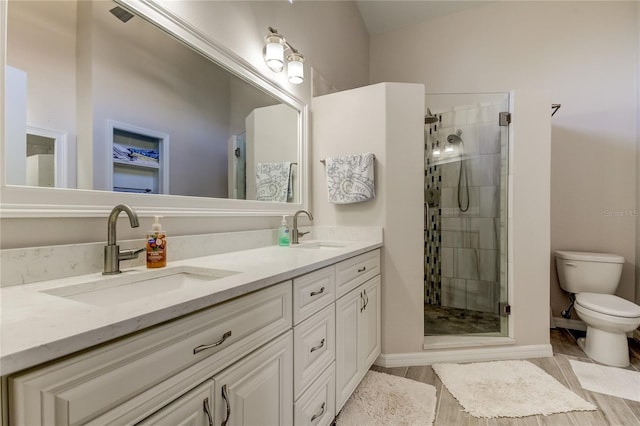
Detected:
[{"left": 0, "top": 238, "right": 382, "bottom": 376}]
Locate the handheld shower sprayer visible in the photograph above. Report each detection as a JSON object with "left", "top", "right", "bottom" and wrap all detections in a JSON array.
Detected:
[{"left": 445, "top": 129, "right": 469, "bottom": 213}]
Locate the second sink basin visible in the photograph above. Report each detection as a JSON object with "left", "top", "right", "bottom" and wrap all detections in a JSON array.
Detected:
[
  {"left": 291, "top": 241, "right": 348, "bottom": 250},
  {"left": 41, "top": 266, "right": 239, "bottom": 307}
]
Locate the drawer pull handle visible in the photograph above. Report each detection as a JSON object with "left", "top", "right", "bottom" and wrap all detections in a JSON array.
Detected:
[
  {"left": 357, "top": 266, "right": 367, "bottom": 273},
  {"left": 360, "top": 291, "right": 364, "bottom": 312},
  {"left": 221, "top": 385, "right": 231, "bottom": 426},
  {"left": 311, "top": 402, "right": 326, "bottom": 422},
  {"left": 310, "top": 286, "right": 325, "bottom": 297},
  {"left": 193, "top": 331, "right": 232, "bottom": 354},
  {"left": 310, "top": 338, "right": 326, "bottom": 353},
  {"left": 203, "top": 397, "right": 213, "bottom": 426},
  {"left": 363, "top": 288, "right": 369, "bottom": 310}
]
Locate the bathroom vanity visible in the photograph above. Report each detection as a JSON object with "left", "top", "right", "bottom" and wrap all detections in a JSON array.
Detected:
[{"left": 1, "top": 239, "right": 381, "bottom": 425}]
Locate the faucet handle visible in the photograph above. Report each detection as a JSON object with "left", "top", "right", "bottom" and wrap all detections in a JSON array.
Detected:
[
  {"left": 297, "top": 230, "right": 310, "bottom": 238},
  {"left": 119, "top": 247, "right": 145, "bottom": 261}
]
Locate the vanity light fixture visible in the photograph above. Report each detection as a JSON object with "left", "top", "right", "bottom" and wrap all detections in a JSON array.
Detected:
[{"left": 263, "top": 27, "right": 305, "bottom": 84}]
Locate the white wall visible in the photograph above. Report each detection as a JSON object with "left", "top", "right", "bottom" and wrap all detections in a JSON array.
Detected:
[
  {"left": 1, "top": 1, "right": 370, "bottom": 248},
  {"left": 369, "top": 1, "right": 638, "bottom": 318},
  {"left": 7, "top": 0, "right": 77, "bottom": 187},
  {"left": 312, "top": 82, "right": 426, "bottom": 354},
  {"left": 245, "top": 104, "right": 299, "bottom": 202}
]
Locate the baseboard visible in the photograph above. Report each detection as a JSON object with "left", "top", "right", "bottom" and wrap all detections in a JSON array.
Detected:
[
  {"left": 552, "top": 317, "right": 586, "bottom": 331},
  {"left": 375, "top": 344, "right": 553, "bottom": 368}
]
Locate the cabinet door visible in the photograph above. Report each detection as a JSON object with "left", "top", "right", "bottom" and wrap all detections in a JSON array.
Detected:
[
  {"left": 137, "top": 380, "right": 215, "bottom": 426},
  {"left": 213, "top": 331, "right": 293, "bottom": 426},
  {"left": 335, "top": 287, "right": 363, "bottom": 412},
  {"left": 360, "top": 276, "right": 381, "bottom": 369}
]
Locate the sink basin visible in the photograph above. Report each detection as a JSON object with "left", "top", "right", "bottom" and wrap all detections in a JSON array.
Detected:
[
  {"left": 291, "top": 241, "right": 348, "bottom": 250},
  {"left": 41, "top": 266, "right": 239, "bottom": 307}
]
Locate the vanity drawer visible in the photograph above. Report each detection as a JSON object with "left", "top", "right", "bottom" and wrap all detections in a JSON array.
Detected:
[
  {"left": 293, "top": 265, "right": 336, "bottom": 325},
  {"left": 294, "top": 362, "right": 335, "bottom": 426},
  {"left": 294, "top": 303, "right": 335, "bottom": 399},
  {"left": 335, "top": 249, "right": 380, "bottom": 298},
  {"left": 9, "top": 282, "right": 292, "bottom": 426}
]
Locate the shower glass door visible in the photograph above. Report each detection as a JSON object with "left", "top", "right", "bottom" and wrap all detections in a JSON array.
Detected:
[{"left": 424, "top": 92, "right": 509, "bottom": 336}]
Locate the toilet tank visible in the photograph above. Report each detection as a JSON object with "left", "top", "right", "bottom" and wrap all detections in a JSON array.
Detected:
[{"left": 554, "top": 250, "right": 624, "bottom": 294}]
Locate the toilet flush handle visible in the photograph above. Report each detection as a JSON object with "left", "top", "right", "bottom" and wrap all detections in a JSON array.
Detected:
[{"left": 565, "top": 262, "right": 577, "bottom": 267}]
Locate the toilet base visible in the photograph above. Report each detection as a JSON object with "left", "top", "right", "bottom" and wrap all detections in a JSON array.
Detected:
[{"left": 578, "top": 327, "right": 630, "bottom": 367}]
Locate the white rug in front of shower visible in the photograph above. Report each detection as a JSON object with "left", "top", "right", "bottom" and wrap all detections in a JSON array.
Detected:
[
  {"left": 336, "top": 370, "right": 437, "bottom": 426},
  {"left": 570, "top": 359, "right": 640, "bottom": 402},
  {"left": 432, "top": 360, "right": 596, "bottom": 418}
]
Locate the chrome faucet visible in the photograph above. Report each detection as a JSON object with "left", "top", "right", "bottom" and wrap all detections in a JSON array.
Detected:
[
  {"left": 292, "top": 209, "right": 314, "bottom": 244},
  {"left": 103, "top": 204, "right": 144, "bottom": 275}
]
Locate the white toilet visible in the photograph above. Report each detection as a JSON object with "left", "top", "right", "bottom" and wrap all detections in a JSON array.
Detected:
[{"left": 554, "top": 250, "right": 640, "bottom": 367}]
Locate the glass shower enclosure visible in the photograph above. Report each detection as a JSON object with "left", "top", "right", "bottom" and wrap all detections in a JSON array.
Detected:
[{"left": 424, "top": 92, "right": 509, "bottom": 336}]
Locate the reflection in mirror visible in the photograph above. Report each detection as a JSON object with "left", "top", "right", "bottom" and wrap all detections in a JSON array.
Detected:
[{"left": 5, "top": 0, "right": 301, "bottom": 203}]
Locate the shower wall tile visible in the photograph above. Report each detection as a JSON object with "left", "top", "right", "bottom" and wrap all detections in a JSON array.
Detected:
[
  {"left": 467, "top": 280, "right": 498, "bottom": 313},
  {"left": 460, "top": 126, "right": 480, "bottom": 155},
  {"left": 469, "top": 218, "right": 498, "bottom": 249},
  {"left": 466, "top": 108, "right": 479, "bottom": 125},
  {"left": 441, "top": 278, "right": 467, "bottom": 309},
  {"left": 440, "top": 186, "right": 479, "bottom": 213},
  {"left": 479, "top": 249, "right": 498, "bottom": 282},
  {"left": 456, "top": 248, "right": 479, "bottom": 280},
  {"left": 441, "top": 247, "right": 454, "bottom": 278},
  {"left": 453, "top": 108, "right": 467, "bottom": 126},
  {"left": 479, "top": 185, "right": 499, "bottom": 218},
  {"left": 442, "top": 230, "right": 479, "bottom": 249},
  {"left": 442, "top": 217, "right": 464, "bottom": 232},
  {"left": 480, "top": 123, "right": 501, "bottom": 154},
  {"left": 469, "top": 154, "right": 500, "bottom": 187},
  {"left": 440, "top": 111, "right": 453, "bottom": 128},
  {"left": 440, "top": 162, "right": 459, "bottom": 187}
]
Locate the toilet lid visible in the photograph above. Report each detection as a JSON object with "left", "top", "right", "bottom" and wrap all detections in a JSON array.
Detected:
[{"left": 575, "top": 293, "right": 640, "bottom": 318}]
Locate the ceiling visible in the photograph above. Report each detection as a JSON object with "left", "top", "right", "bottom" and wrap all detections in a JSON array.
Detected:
[{"left": 355, "top": 1, "right": 493, "bottom": 36}]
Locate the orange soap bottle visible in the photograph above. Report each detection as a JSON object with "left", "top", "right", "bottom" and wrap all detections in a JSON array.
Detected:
[{"left": 147, "top": 216, "right": 167, "bottom": 268}]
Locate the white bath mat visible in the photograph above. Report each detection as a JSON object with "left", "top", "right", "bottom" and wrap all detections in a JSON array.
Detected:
[
  {"left": 433, "top": 360, "right": 596, "bottom": 418},
  {"left": 336, "top": 370, "right": 437, "bottom": 426},
  {"left": 570, "top": 359, "right": 640, "bottom": 402}
]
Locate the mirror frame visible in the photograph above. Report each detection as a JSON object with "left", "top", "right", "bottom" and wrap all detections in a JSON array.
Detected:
[{"left": 0, "top": 0, "right": 309, "bottom": 219}]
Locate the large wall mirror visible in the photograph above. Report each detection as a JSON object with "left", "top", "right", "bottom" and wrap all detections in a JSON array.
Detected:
[{"left": 1, "top": 0, "right": 308, "bottom": 217}]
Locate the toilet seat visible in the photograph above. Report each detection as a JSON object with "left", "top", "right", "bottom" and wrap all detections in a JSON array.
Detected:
[{"left": 575, "top": 293, "right": 640, "bottom": 318}]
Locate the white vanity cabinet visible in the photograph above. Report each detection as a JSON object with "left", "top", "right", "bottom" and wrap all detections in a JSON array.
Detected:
[
  {"left": 5, "top": 247, "right": 381, "bottom": 426},
  {"left": 212, "top": 332, "right": 293, "bottom": 426},
  {"left": 8, "top": 282, "right": 292, "bottom": 426},
  {"left": 136, "top": 380, "right": 215, "bottom": 426},
  {"left": 335, "top": 253, "right": 381, "bottom": 412}
]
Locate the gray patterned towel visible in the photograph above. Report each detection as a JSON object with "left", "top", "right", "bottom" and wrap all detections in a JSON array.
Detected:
[
  {"left": 256, "top": 162, "right": 293, "bottom": 202},
  {"left": 325, "top": 153, "right": 375, "bottom": 204}
]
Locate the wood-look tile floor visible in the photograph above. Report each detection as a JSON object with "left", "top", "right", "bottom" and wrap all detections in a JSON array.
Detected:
[{"left": 371, "top": 329, "right": 640, "bottom": 425}]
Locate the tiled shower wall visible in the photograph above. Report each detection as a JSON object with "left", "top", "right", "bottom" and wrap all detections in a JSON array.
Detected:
[{"left": 425, "top": 100, "right": 507, "bottom": 314}]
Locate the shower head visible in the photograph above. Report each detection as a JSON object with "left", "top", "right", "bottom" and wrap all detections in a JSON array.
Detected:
[
  {"left": 447, "top": 129, "right": 463, "bottom": 144},
  {"left": 424, "top": 108, "right": 439, "bottom": 125},
  {"left": 110, "top": 6, "right": 135, "bottom": 23}
]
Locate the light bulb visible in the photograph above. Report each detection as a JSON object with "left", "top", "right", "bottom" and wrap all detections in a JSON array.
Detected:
[
  {"left": 287, "top": 52, "right": 304, "bottom": 84},
  {"left": 264, "top": 33, "right": 285, "bottom": 72}
]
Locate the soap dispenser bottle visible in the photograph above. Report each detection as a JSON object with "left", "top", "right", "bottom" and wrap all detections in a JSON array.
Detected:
[
  {"left": 147, "top": 216, "right": 167, "bottom": 268},
  {"left": 278, "top": 215, "right": 290, "bottom": 246}
]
